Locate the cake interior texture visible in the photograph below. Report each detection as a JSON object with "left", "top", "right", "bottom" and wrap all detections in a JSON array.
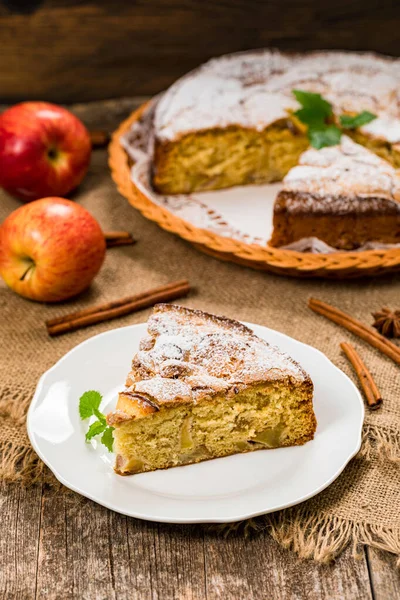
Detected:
[
  {"left": 153, "top": 121, "right": 309, "bottom": 195},
  {"left": 107, "top": 304, "right": 316, "bottom": 475},
  {"left": 114, "top": 381, "right": 315, "bottom": 474},
  {"left": 153, "top": 126, "right": 400, "bottom": 197}
]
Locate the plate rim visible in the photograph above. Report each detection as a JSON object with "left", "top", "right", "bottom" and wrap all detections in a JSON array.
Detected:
[
  {"left": 108, "top": 101, "right": 400, "bottom": 280},
  {"left": 27, "top": 321, "right": 365, "bottom": 524}
]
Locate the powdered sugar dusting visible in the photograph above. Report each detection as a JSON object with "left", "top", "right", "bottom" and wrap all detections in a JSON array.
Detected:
[
  {"left": 134, "top": 377, "right": 192, "bottom": 404},
  {"left": 281, "top": 135, "right": 400, "bottom": 209},
  {"left": 155, "top": 49, "right": 400, "bottom": 143},
  {"left": 123, "top": 305, "right": 309, "bottom": 408}
]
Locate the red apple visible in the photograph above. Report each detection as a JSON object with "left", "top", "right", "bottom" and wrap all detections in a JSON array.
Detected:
[
  {"left": 0, "top": 102, "right": 91, "bottom": 201},
  {"left": 0, "top": 197, "right": 106, "bottom": 302}
]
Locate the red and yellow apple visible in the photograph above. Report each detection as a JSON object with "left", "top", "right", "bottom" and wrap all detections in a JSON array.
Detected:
[
  {"left": 0, "top": 197, "right": 106, "bottom": 302},
  {"left": 0, "top": 102, "right": 91, "bottom": 201}
]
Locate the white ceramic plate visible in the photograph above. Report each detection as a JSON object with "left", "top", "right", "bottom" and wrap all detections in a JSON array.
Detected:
[{"left": 27, "top": 322, "right": 364, "bottom": 524}]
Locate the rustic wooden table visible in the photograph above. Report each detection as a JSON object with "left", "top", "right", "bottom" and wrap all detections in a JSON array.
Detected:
[{"left": 1, "top": 99, "right": 399, "bottom": 600}]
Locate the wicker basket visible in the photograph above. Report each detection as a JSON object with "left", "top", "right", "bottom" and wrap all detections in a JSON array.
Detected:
[{"left": 109, "top": 102, "right": 400, "bottom": 279}]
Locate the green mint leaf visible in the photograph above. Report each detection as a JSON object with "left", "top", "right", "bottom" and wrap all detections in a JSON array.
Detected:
[
  {"left": 93, "top": 407, "right": 107, "bottom": 425},
  {"left": 79, "top": 390, "right": 103, "bottom": 420},
  {"left": 79, "top": 389, "right": 113, "bottom": 450},
  {"left": 293, "top": 90, "right": 332, "bottom": 118},
  {"left": 309, "top": 125, "right": 342, "bottom": 149},
  {"left": 101, "top": 427, "right": 114, "bottom": 452},
  {"left": 292, "top": 89, "right": 375, "bottom": 149},
  {"left": 294, "top": 108, "right": 326, "bottom": 129},
  {"left": 85, "top": 420, "right": 107, "bottom": 441},
  {"left": 340, "top": 111, "right": 377, "bottom": 129}
]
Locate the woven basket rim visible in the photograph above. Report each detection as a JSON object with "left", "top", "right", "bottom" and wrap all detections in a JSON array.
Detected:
[{"left": 108, "top": 101, "right": 400, "bottom": 279}]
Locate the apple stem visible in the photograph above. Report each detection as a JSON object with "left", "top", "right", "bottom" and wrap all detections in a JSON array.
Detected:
[{"left": 20, "top": 262, "right": 35, "bottom": 281}]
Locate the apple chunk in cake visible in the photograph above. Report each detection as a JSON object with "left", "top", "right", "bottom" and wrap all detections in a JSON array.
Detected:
[{"left": 107, "top": 305, "right": 316, "bottom": 475}]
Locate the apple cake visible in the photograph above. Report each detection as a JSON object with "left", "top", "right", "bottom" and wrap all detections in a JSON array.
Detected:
[
  {"left": 269, "top": 136, "right": 400, "bottom": 250},
  {"left": 107, "top": 304, "right": 316, "bottom": 475},
  {"left": 152, "top": 49, "right": 400, "bottom": 196}
]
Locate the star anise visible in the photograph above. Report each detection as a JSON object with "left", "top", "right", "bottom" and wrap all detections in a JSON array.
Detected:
[{"left": 372, "top": 307, "right": 400, "bottom": 338}]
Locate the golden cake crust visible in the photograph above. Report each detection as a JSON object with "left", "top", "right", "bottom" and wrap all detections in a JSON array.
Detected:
[{"left": 107, "top": 304, "right": 313, "bottom": 426}]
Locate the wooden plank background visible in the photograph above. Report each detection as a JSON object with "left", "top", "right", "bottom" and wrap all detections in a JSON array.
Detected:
[
  {"left": 2, "top": 480, "right": 393, "bottom": 600},
  {"left": 1, "top": 0, "right": 400, "bottom": 103}
]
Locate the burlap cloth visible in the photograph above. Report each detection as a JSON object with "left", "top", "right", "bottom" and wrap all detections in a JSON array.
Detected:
[{"left": 1, "top": 112, "right": 399, "bottom": 563}]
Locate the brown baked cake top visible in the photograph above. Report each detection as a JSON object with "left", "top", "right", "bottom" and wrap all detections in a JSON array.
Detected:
[
  {"left": 109, "top": 304, "right": 312, "bottom": 424},
  {"left": 277, "top": 135, "right": 400, "bottom": 214},
  {"left": 154, "top": 49, "right": 400, "bottom": 144}
]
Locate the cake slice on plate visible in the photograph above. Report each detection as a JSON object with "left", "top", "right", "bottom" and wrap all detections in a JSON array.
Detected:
[
  {"left": 269, "top": 136, "right": 400, "bottom": 250},
  {"left": 107, "top": 304, "right": 316, "bottom": 475}
]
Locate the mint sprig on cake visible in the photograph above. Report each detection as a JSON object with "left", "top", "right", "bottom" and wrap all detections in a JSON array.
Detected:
[{"left": 292, "top": 89, "right": 376, "bottom": 149}]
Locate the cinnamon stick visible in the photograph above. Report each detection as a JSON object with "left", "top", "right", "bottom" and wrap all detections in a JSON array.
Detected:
[
  {"left": 104, "top": 231, "right": 134, "bottom": 241},
  {"left": 46, "top": 279, "right": 189, "bottom": 327},
  {"left": 90, "top": 130, "right": 110, "bottom": 148},
  {"left": 340, "top": 342, "right": 382, "bottom": 409},
  {"left": 106, "top": 239, "right": 137, "bottom": 248},
  {"left": 104, "top": 231, "right": 136, "bottom": 248},
  {"left": 308, "top": 298, "right": 400, "bottom": 366},
  {"left": 46, "top": 280, "right": 190, "bottom": 336}
]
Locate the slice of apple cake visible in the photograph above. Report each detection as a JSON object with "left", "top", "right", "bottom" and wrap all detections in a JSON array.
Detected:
[{"left": 107, "top": 304, "right": 316, "bottom": 475}]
